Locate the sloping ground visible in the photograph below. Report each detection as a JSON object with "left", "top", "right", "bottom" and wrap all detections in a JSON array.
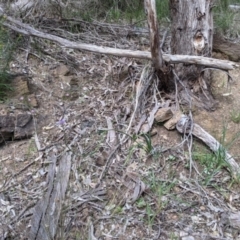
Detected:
[{"left": 0, "top": 36, "right": 240, "bottom": 240}]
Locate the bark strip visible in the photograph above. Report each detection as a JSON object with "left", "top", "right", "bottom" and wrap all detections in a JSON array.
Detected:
[{"left": 145, "top": 0, "right": 163, "bottom": 69}]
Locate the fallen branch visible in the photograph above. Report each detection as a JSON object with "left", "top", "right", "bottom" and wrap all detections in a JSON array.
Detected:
[
  {"left": 0, "top": 9, "right": 238, "bottom": 71},
  {"left": 29, "top": 152, "right": 72, "bottom": 240},
  {"left": 176, "top": 115, "right": 240, "bottom": 177}
]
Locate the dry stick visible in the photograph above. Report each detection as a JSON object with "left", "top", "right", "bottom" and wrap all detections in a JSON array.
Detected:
[
  {"left": 0, "top": 9, "right": 238, "bottom": 70},
  {"left": 97, "top": 144, "right": 121, "bottom": 184},
  {"left": 172, "top": 70, "right": 202, "bottom": 177},
  {"left": 176, "top": 115, "right": 240, "bottom": 177},
  {"left": 122, "top": 65, "right": 149, "bottom": 142},
  {"left": 145, "top": 0, "right": 163, "bottom": 69},
  {"left": 160, "top": 29, "right": 168, "bottom": 49}
]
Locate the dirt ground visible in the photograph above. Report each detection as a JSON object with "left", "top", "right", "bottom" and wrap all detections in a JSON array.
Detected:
[{"left": 0, "top": 40, "right": 240, "bottom": 239}]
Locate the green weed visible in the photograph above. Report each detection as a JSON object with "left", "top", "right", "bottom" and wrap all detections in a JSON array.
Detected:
[
  {"left": 145, "top": 203, "right": 157, "bottom": 228},
  {"left": 0, "top": 19, "right": 24, "bottom": 101},
  {"left": 214, "top": 0, "right": 240, "bottom": 35},
  {"left": 193, "top": 147, "right": 231, "bottom": 185},
  {"left": 230, "top": 109, "right": 240, "bottom": 123}
]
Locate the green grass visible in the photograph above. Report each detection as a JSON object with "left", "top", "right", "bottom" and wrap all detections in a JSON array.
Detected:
[
  {"left": 192, "top": 122, "right": 240, "bottom": 182},
  {"left": 214, "top": 0, "right": 240, "bottom": 35},
  {"left": 0, "top": 72, "right": 14, "bottom": 102},
  {"left": 48, "top": 0, "right": 240, "bottom": 37},
  {"left": 0, "top": 20, "right": 22, "bottom": 101},
  {"left": 61, "top": 0, "right": 169, "bottom": 25},
  {"left": 230, "top": 109, "right": 240, "bottom": 123},
  {"left": 193, "top": 146, "right": 231, "bottom": 185},
  {"left": 139, "top": 171, "right": 176, "bottom": 228}
]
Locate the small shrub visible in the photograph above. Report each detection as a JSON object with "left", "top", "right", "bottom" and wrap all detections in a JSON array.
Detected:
[
  {"left": 0, "top": 23, "right": 16, "bottom": 101},
  {"left": 230, "top": 109, "right": 240, "bottom": 123},
  {"left": 214, "top": 0, "right": 240, "bottom": 35}
]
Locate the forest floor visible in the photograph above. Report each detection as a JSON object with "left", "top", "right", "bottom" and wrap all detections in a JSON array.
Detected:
[{"left": 0, "top": 25, "right": 240, "bottom": 240}]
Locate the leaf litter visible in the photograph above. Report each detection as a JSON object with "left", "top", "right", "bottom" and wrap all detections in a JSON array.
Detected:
[{"left": 0, "top": 21, "right": 240, "bottom": 240}]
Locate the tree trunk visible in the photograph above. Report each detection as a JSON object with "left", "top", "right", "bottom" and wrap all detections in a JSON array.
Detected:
[
  {"left": 144, "top": 0, "right": 175, "bottom": 91},
  {"left": 170, "top": 0, "right": 213, "bottom": 76},
  {"left": 170, "top": 0, "right": 216, "bottom": 110}
]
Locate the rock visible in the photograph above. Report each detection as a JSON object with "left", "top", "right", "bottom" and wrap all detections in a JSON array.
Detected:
[
  {"left": 213, "top": 33, "right": 240, "bottom": 62},
  {"left": 210, "top": 69, "right": 229, "bottom": 96},
  {"left": 155, "top": 108, "right": 173, "bottom": 122},
  {"left": 164, "top": 111, "right": 183, "bottom": 130},
  {"left": 27, "top": 93, "right": 38, "bottom": 107},
  {"left": 0, "top": 114, "right": 33, "bottom": 144}
]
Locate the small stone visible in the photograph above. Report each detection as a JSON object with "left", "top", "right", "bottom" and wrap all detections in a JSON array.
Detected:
[
  {"left": 164, "top": 111, "right": 183, "bottom": 130},
  {"left": 95, "top": 156, "right": 105, "bottom": 166},
  {"left": 155, "top": 108, "right": 173, "bottom": 122},
  {"left": 182, "top": 236, "right": 195, "bottom": 240},
  {"left": 27, "top": 94, "right": 38, "bottom": 107}
]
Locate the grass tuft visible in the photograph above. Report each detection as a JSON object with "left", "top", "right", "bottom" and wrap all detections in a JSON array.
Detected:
[{"left": 0, "top": 20, "right": 21, "bottom": 101}]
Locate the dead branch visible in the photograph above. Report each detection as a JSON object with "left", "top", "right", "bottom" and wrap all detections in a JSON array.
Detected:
[
  {"left": 145, "top": 0, "right": 163, "bottom": 69},
  {"left": 0, "top": 9, "right": 238, "bottom": 71},
  {"left": 176, "top": 115, "right": 240, "bottom": 177}
]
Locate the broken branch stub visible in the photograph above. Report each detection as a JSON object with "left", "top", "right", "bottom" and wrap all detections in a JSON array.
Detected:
[{"left": 145, "top": 0, "right": 163, "bottom": 69}]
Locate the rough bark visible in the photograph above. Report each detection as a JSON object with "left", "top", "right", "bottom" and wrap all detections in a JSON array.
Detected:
[
  {"left": 145, "top": 0, "right": 163, "bottom": 69},
  {"left": 170, "top": 0, "right": 214, "bottom": 77},
  {"left": 170, "top": 0, "right": 217, "bottom": 110},
  {"left": 145, "top": 0, "right": 174, "bottom": 90}
]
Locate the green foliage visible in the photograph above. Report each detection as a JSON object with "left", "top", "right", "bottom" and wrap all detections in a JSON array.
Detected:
[
  {"left": 0, "top": 22, "right": 18, "bottom": 101},
  {"left": 0, "top": 72, "right": 13, "bottom": 102},
  {"left": 62, "top": 0, "right": 169, "bottom": 25},
  {"left": 193, "top": 147, "right": 231, "bottom": 185},
  {"left": 214, "top": 0, "right": 240, "bottom": 35},
  {"left": 156, "top": 0, "right": 169, "bottom": 21},
  {"left": 62, "top": 0, "right": 240, "bottom": 35},
  {"left": 230, "top": 109, "right": 240, "bottom": 123}
]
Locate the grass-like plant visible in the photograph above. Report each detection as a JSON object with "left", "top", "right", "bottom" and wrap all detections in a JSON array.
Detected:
[
  {"left": 0, "top": 23, "right": 18, "bottom": 101},
  {"left": 214, "top": 0, "right": 240, "bottom": 35},
  {"left": 193, "top": 135, "right": 235, "bottom": 185},
  {"left": 230, "top": 109, "right": 240, "bottom": 123}
]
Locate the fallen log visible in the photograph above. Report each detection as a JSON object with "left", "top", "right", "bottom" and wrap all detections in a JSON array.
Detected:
[
  {"left": 176, "top": 115, "right": 240, "bottom": 177},
  {"left": 0, "top": 9, "right": 238, "bottom": 71},
  {"left": 29, "top": 152, "right": 72, "bottom": 240}
]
